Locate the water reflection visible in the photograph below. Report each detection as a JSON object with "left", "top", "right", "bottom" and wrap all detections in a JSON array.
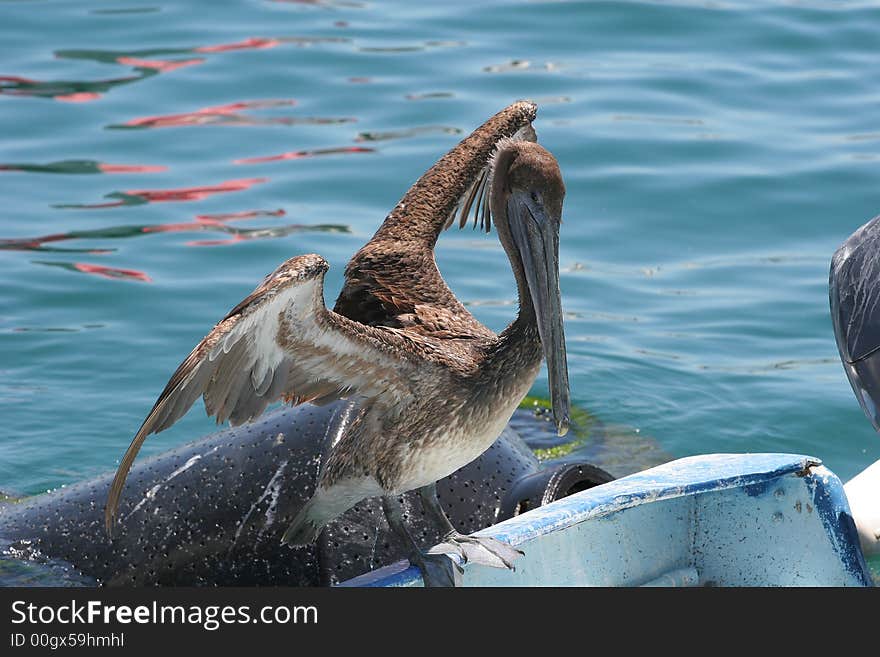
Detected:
[
  {"left": 110, "top": 100, "right": 353, "bottom": 130},
  {"left": 357, "top": 41, "right": 465, "bottom": 53},
  {"left": 405, "top": 92, "right": 454, "bottom": 101},
  {"left": 612, "top": 114, "right": 705, "bottom": 126},
  {"left": 483, "top": 60, "right": 561, "bottom": 74},
  {"left": 193, "top": 37, "right": 283, "bottom": 53},
  {"left": 1, "top": 211, "right": 350, "bottom": 254},
  {"left": 269, "top": 0, "right": 366, "bottom": 7},
  {"left": 183, "top": 223, "right": 349, "bottom": 247},
  {"left": 32, "top": 261, "right": 153, "bottom": 283},
  {"left": 8, "top": 324, "right": 105, "bottom": 333},
  {"left": 54, "top": 178, "right": 268, "bottom": 209},
  {"left": 0, "top": 160, "right": 166, "bottom": 175},
  {"left": 355, "top": 126, "right": 461, "bottom": 142},
  {"left": 114, "top": 57, "right": 204, "bottom": 73},
  {"left": 0, "top": 73, "right": 149, "bottom": 103},
  {"left": 90, "top": 7, "right": 159, "bottom": 15},
  {"left": 1, "top": 36, "right": 351, "bottom": 104},
  {"left": 56, "top": 37, "right": 347, "bottom": 65},
  {"left": 234, "top": 146, "right": 373, "bottom": 165},
  {"left": 529, "top": 95, "right": 571, "bottom": 105},
  {"left": 196, "top": 209, "right": 286, "bottom": 222}
]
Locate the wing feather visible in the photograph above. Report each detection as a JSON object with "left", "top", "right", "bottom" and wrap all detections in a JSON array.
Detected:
[
  {"left": 105, "top": 253, "right": 420, "bottom": 533},
  {"left": 450, "top": 122, "right": 537, "bottom": 233}
]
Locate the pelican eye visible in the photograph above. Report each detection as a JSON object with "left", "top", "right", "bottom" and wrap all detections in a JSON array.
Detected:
[{"left": 530, "top": 190, "right": 540, "bottom": 203}]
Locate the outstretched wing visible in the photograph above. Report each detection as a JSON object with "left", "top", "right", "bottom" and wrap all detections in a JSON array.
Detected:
[
  {"left": 105, "top": 253, "right": 418, "bottom": 532},
  {"left": 332, "top": 101, "right": 538, "bottom": 334}
]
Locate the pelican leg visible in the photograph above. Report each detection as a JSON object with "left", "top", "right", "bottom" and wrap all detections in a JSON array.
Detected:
[
  {"left": 380, "top": 495, "right": 462, "bottom": 587},
  {"left": 418, "top": 483, "right": 523, "bottom": 571}
]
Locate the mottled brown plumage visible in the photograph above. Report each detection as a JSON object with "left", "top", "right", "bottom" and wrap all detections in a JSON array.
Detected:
[
  {"left": 333, "top": 101, "right": 537, "bottom": 334},
  {"left": 104, "top": 101, "right": 570, "bottom": 552}
]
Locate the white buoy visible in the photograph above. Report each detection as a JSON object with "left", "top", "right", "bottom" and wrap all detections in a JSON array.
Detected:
[{"left": 845, "top": 459, "right": 880, "bottom": 557}]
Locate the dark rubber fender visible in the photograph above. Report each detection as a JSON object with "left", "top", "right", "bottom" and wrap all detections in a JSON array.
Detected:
[{"left": 0, "top": 401, "right": 613, "bottom": 586}]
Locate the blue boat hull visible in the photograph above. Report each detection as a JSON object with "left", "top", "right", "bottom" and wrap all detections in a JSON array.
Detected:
[{"left": 343, "top": 453, "right": 873, "bottom": 587}]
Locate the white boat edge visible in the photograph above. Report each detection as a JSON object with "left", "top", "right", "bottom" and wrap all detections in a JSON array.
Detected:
[
  {"left": 845, "top": 458, "right": 880, "bottom": 557},
  {"left": 340, "top": 453, "right": 875, "bottom": 587}
]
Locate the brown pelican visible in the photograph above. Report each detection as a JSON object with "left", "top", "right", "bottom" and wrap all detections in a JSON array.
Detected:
[{"left": 104, "top": 100, "right": 570, "bottom": 586}]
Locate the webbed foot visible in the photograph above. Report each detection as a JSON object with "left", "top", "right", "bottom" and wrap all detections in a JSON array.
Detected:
[{"left": 431, "top": 533, "right": 523, "bottom": 570}]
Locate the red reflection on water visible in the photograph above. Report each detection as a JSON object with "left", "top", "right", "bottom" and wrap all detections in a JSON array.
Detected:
[
  {"left": 194, "top": 37, "right": 283, "bottom": 53},
  {"left": 121, "top": 99, "right": 296, "bottom": 129},
  {"left": 234, "top": 146, "right": 373, "bottom": 165},
  {"left": 73, "top": 263, "right": 152, "bottom": 282},
  {"left": 116, "top": 56, "right": 204, "bottom": 72}
]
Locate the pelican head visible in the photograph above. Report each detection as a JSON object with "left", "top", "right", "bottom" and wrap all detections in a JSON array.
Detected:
[{"left": 491, "top": 140, "right": 570, "bottom": 436}]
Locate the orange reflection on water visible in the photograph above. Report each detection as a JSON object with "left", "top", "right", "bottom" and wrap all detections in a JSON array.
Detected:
[
  {"left": 55, "top": 92, "right": 103, "bottom": 103},
  {"left": 138, "top": 210, "right": 282, "bottom": 234},
  {"left": 59, "top": 178, "right": 268, "bottom": 209},
  {"left": 0, "top": 160, "right": 166, "bottom": 174},
  {"left": 1, "top": 231, "right": 114, "bottom": 253},
  {"left": 139, "top": 222, "right": 206, "bottom": 234},
  {"left": 96, "top": 163, "right": 168, "bottom": 174},
  {"left": 6, "top": 34, "right": 347, "bottom": 104},
  {"left": 0, "top": 76, "right": 108, "bottom": 102},
  {"left": 119, "top": 99, "right": 297, "bottom": 129},
  {"left": 31, "top": 259, "right": 153, "bottom": 281},
  {"left": 126, "top": 178, "right": 267, "bottom": 203},
  {"left": 234, "top": 146, "right": 373, "bottom": 165},
  {"left": 1, "top": 208, "right": 290, "bottom": 253},
  {"left": 0, "top": 62, "right": 164, "bottom": 102},
  {"left": 186, "top": 234, "right": 248, "bottom": 247},
  {"left": 194, "top": 37, "right": 283, "bottom": 53},
  {"left": 115, "top": 56, "right": 205, "bottom": 72},
  {"left": 73, "top": 262, "right": 152, "bottom": 282},
  {"left": 195, "top": 208, "right": 285, "bottom": 222}
]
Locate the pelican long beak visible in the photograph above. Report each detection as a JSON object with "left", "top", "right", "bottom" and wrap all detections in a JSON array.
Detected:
[{"left": 508, "top": 190, "right": 571, "bottom": 436}]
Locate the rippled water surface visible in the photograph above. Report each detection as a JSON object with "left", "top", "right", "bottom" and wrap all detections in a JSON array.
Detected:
[{"left": 3, "top": 0, "right": 880, "bottom": 523}]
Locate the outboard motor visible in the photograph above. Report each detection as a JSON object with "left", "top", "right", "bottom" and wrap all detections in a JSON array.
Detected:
[
  {"left": 831, "top": 215, "right": 880, "bottom": 431},
  {"left": 830, "top": 215, "right": 880, "bottom": 557},
  {"left": 0, "top": 401, "right": 613, "bottom": 586}
]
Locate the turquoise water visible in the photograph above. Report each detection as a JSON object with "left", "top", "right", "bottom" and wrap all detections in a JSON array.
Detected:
[{"left": 2, "top": 0, "right": 880, "bottom": 511}]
